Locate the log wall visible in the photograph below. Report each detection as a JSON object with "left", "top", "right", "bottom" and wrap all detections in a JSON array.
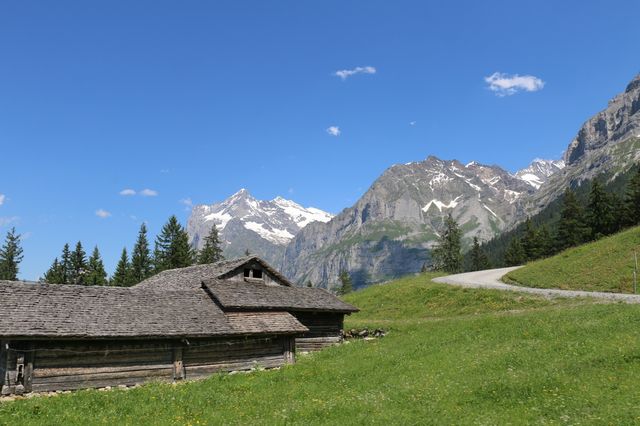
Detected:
[
  {"left": 0, "top": 335, "right": 295, "bottom": 395},
  {"left": 292, "top": 312, "right": 344, "bottom": 352}
]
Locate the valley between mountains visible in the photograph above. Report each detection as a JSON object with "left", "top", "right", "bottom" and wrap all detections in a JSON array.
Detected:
[{"left": 188, "top": 74, "right": 640, "bottom": 289}]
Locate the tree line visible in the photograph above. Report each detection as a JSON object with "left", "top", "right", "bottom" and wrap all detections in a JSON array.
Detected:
[
  {"left": 502, "top": 166, "right": 640, "bottom": 266},
  {"left": 0, "top": 215, "right": 225, "bottom": 286},
  {"left": 431, "top": 165, "right": 640, "bottom": 273}
]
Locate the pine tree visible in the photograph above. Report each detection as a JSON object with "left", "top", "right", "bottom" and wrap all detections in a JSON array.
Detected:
[
  {"left": 111, "top": 247, "right": 131, "bottom": 287},
  {"left": 130, "top": 223, "right": 153, "bottom": 284},
  {"left": 586, "top": 180, "right": 616, "bottom": 239},
  {"left": 197, "top": 224, "right": 224, "bottom": 264},
  {"left": 520, "top": 219, "right": 542, "bottom": 261},
  {"left": 624, "top": 166, "right": 640, "bottom": 226},
  {"left": 432, "top": 214, "right": 463, "bottom": 273},
  {"left": 245, "top": 249, "right": 251, "bottom": 256},
  {"left": 504, "top": 237, "right": 526, "bottom": 266},
  {"left": 0, "top": 227, "right": 24, "bottom": 281},
  {"left": 469, "top": 237, "right": 490, "bottom": 271},
  {"left": 306, "top": 280, "right": 313, "bottom": 288},
  {"left": 60, "top": 243, "right": 72, "bottom": 284},
  {"left": 337, "top": 270, "right": 353, "bottom": 295},
  {"left": 537, "top": 225, "right": 554, "bottom": 258},
  {"left": 69, "top": 241, "right": 88, "bottom": 285},
  {"left": 85, "top": 246, "right": 108, "bottom": 286},
  {"left": 153, "top": 216, "right": 194, "bottom": 273},
  {"left": 43, "top": 258, "right": 65, "bottom": 284},
  {"left": 555, "top": 188, "right": 590, "bottom": 251}
]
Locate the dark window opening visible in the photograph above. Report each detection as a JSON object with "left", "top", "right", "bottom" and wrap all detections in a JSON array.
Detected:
[
  {"left": 244, "top": 268, "right": 251, "bottom": 278},
  {"left": 253, "top": 269, "right": 263, "bottom": 279}
]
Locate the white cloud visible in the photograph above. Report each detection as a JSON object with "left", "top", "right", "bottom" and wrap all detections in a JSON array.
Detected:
[
  {"left": 0, "top": 194, "right": 5, "bottom": 206},
  {"left": 139, "top": 189, "right": 158, "bottom": 197},
  {"left": 0, "top": 216, "right": 18, "bottom": 227},
  {"left": 179, "top": 198, "right": 193, "bottom": 211},
  {"left": 95, "top": 209, "right": 111, "bottom": 219},
  {"left": 326, "top": 126, "right": 341, "bottom": 137},
  {"left": 484, "top": 72, "right": 545, "bottom": 96},
  {"left": 334, "top": 66, "right": 376, "bottom": 80},
  {"left": 409, "top": 121, "right": 417, "bottom": 126},
  {"left": 119, "top": 189, "right": 137, "bottom": 196}
]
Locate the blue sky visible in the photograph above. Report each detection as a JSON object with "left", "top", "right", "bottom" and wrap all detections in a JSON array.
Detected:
[{"left": 1, "top": 0, "right": 639, "bottom": 280}]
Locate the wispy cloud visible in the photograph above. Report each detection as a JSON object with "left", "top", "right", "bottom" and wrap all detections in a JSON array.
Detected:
[
  {"left": 0, "top": 194, "right": 5, "bottom": 206},
  {"left": 140, "top": 188, "right": 158, "bottom": 197},
  {"left": 485, "top": 72, "right": 545, "bottom": 96},
  {"left": 326, "top": 126, "right": 341, "bottom": 137},
  {"left": 95, "top": 209, "right": 112, "bottom": 219},
  {"left": 119, "top": 189, "right": 137, "bottom": 196},
  {"left": 0, "top": 216, "right": 19, "bottom": 227},
  {"left": 409, "top": 121, "right": 417, "bottom": 126},
  {"left": 334, "top": 66, "right": 376, "bottom": 80},
  {"left": 179, "top": 197, "right": 193, "bottom": 207}
]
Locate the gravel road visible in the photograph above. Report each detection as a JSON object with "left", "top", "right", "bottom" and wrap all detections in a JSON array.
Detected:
[{"left": 432, "top": 267, "right": 640, "bottom": 303}]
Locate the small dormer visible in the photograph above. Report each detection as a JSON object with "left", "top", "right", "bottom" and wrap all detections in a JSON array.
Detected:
[{"left": 243, "top": 267, "right": 264, "bottom": 283}]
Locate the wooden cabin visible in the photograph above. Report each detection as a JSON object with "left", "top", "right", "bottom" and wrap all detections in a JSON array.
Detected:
[{"left": 0, "top": 256, "right": 357, "bottom": 395}]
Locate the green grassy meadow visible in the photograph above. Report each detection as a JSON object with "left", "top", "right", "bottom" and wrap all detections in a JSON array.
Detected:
[
  {"left": 2, "top": 274, "right": 640, "bottom": 424},
  {"left": 506, "top": 226, "right": 640, "bottom": 293}
]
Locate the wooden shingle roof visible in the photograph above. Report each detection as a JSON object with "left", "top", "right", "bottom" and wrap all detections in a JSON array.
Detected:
[
  {"left": 135, "top": 256, "right": 294, "bottom": 291},
  {"left": 204, "top": 279, "right": 359, "bottom": 313},
  {"left": 0, "top": 281, "right": 306, "bottom": 339}
]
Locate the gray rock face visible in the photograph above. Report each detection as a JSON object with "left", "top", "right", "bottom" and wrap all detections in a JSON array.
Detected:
[
  {"left": 525, "top": 74, "right": 640, "bottom": 216},
  {"left": 281, "top": 157, "right": 535, "bottom": 289},
  {"left": 187, "top": 189, "right": 332, "bottom": 266}
]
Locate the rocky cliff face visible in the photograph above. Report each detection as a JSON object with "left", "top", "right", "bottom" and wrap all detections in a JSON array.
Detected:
[
  {"left": 281, "top": 157, "right": 536, "bottom": 288},
  {"left": 525, "top": 74, "right": 640, "bottom": 215},
  {"left": 187, "top": 189, "right": 332, "bottom": 266}
]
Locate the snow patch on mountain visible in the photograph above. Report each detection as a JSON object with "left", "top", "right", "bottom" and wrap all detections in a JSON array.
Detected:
[{"left": 515, "top": 159, "right": 565, "bottom": 189}]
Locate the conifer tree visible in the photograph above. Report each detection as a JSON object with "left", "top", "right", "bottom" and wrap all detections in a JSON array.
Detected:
[
  {"left": 60, "top": 243, "right": 72, "bottom": 284},
  {"left": 337, "top": 270, "right": 353, "bottom": 295},
  {"left": 0, "top": 227, "right": 24, "bottom": 281},
  {"left": 432, "top": 214, "right": 463, "bottom": 273},
  {"left": 586, "top": 180, "right": 616, "bottom": 239},
  {"left": 537, "top": 225, "right": 554, "bottom": 258},
  {"left": 153, "top": 216, "right": 194, "bottom": 273},
  {"left": 624, "top": 166, "right": 640, "bottom": 226},
  {"left": 555, "top": 188, "right": 590, "bottom": 251},
  {"left": 69, "top": 241, "right": 88, "bottom": 285},
  {"left": 111, "top": 247, "right": 131, "bottom": 287},
  {"left": 43, "top": 258, "right": 65, "bottom": 284},
  {"left": 520, "top": 219, "right": 542, "bottom": 261},
  {"left": 469, "top": 237, "right": 491, "bottom": 271},
  {"left": 245, "top": 249, "right": 251, "bottom": 256},
  {"left": 504, "top": 237, "right": 526, "bottom": 266},
  {"left": 197, "top": 224, "right": 224, "bottom": 264},
  {"left": 130, "top": 223, "right": 153, "bottom": 284},
  {"left": 306, "top": 280, "right": 313, "bottom": 288},
  {"left": 85, "top": 246, "right": 108, "bottom": 286}
]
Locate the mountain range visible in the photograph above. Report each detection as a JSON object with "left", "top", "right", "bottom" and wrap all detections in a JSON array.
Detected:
[{"left": 187, "top": 73, "right": 640, "bottom": 289}]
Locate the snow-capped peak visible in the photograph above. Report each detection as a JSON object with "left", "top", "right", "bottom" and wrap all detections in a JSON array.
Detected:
[
  {"left": 515, "top": 158, "right": 565, "bottom": 189},
  {"left": 187, "top": 190, "right": 334, "bottom": 257}
]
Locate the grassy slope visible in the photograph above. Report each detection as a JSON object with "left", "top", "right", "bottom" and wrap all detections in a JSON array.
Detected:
[
  {"left": 2, "top": 275, "right": 640, "bottom": 424},
  {"left": 506, "top": 226, "right": 640, "bottom": 293}
]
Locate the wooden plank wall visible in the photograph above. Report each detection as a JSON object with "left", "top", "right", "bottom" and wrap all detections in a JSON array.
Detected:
[
  {"left": 183, "top": 337, "right": 287, "bottom": 380},
  {"left": 293, "top": 312, "right": 344, "bottom": 352},
  {"left": 0, "top": 335, "right": 293, "bottom": 395}
]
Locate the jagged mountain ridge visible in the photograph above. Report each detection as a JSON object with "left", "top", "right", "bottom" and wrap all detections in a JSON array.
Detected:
[
  {"left": 281, "top": 157, "right": 541, "bottom": 289},
  {"left": 525, "top": 73, "right": 640, "bottom": 215},
  {"left": 283, "top": 74, "right": 640, "bottom": 288},
  {"left": 187, "top": 189, "right": 332, "bottom": 266}
]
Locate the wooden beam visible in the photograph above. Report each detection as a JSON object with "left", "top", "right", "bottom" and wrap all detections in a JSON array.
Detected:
[
  {"left": 172, "top": 347, "right": 185, "bottom": 381},
  {"left": 0, "top": 340, "right": 8, "bottom": 395},
  {"left": 284, "top": 337, "right": 295, "bottom": 365}
]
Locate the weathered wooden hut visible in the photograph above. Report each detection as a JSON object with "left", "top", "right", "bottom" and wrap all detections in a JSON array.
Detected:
[{"left": 0, "top": 256, "right": 357, "bottom": 395}]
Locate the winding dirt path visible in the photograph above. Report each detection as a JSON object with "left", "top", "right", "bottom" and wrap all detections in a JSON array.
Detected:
[{"left": 432, "top": 267, "right": 640, "bottom": 303}]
